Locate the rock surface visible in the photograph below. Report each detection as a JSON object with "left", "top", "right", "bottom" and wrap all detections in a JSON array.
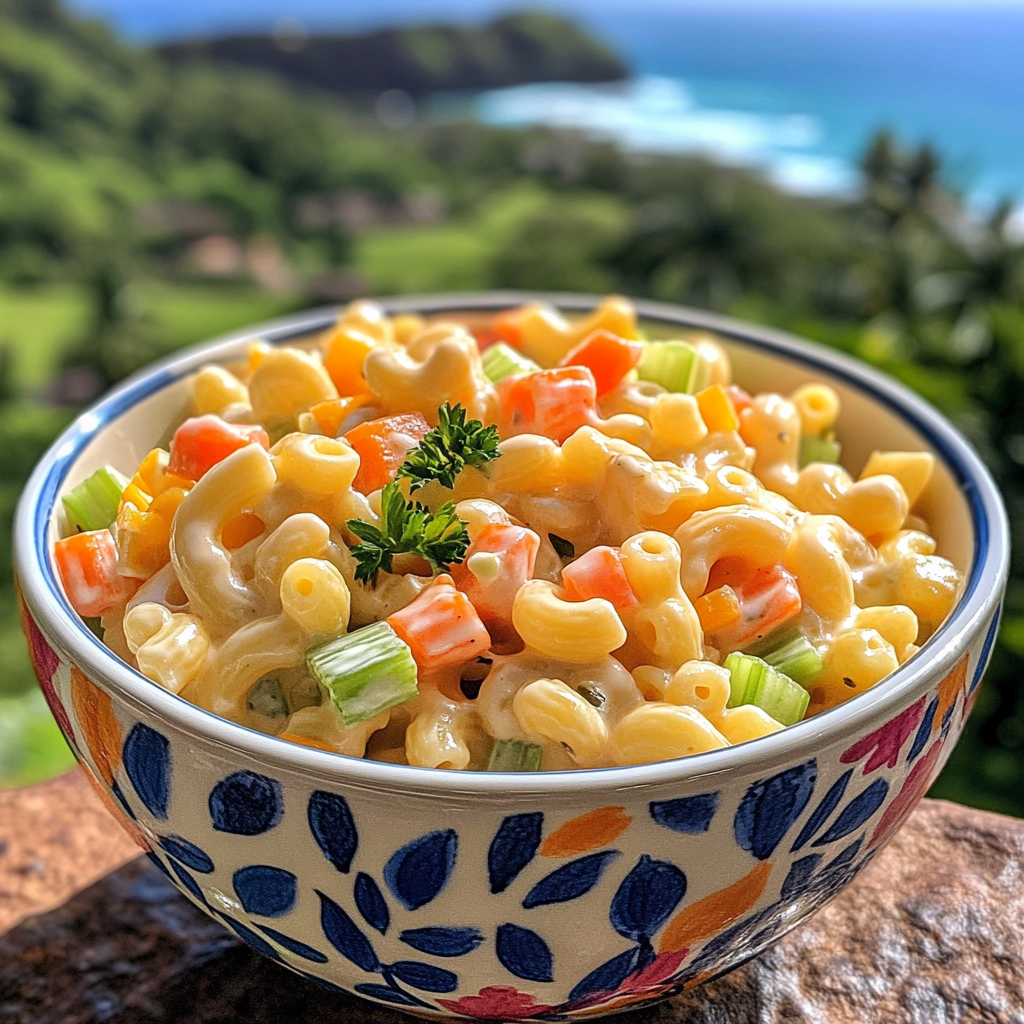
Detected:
[{"left": 2, "top": 769, "right": 1024, "bottom": 1023}]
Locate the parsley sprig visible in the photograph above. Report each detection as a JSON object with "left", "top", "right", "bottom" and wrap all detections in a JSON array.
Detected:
[
  {"left": 347, "top": 482, "right": 470, "bottom": 585},
  {"left": 397, "top": 403, "right": 501, "bottom": 491}
]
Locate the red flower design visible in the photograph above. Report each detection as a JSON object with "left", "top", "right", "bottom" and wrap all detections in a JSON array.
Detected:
[
  {"left": 869, "top": 740, "right": 943, "bottom": 846},
  {"left": 18, "top": 593, "right": 73, "bottom": 737},
  {"left": 841, "top": 697, "right": 925, "bottom": 773},
  {"left": 437, "top": 986, "right": 554, "bottom": 1020}
]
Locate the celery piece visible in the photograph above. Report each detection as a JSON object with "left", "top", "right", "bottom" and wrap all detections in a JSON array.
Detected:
[
  {"left": 481, "top": 343, "right": 540, "bottom": 383},
  {"left": 62, "top": 465, "right": 130, "bottom": 532},
  {"left": 725, "top": 651, "right": 763, "bottom": 707},
  {"left": 636, "top": 341, "right": 698, "bottom": 393},
  {"left": 306, "top": 621, "right": 419, "bottom": 725},
  {"left": 724, "top": 652, "right": 810, "bottom": 726},
  {"left": 83, "top": 616, "right": 104, "bottom": 640},
  {"left": 799, "top": 434, "right": 842, "bottom": 468},
  {"left": 487, "top": 738, "right": 543, "bottom": 772},
  {"left": 762, "top": 635, "right": 825, "bottom": 686},
  {"left": 246, "top": 676, "right": 289, "bottom": 718}
]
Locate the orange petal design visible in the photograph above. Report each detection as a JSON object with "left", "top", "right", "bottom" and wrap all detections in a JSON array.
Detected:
[
  {"left": 935, "top": 651, "right": 969, "bottom": 727},
  {"left": 70, "top": 666, "right": 122, "bottom": 786},
  {"left": 658, "top": 861, "right": 772, "bottom": 954},
  {"left": 540, "top": 805, "right": 633, "bottom": 858},
  {"left": 79, "top": 764, "right": 151, "bottom": 851}
]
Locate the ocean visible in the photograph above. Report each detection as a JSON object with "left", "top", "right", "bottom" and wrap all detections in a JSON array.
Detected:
[{"left": 69, "top": 1, "right": 1024, "bottom": 209}]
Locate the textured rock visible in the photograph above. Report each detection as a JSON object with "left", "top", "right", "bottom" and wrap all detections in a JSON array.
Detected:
[{"left": 2, "top": 770, "right": 1024, "bottom": 1023}]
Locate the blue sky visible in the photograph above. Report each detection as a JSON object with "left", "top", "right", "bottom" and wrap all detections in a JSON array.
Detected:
[{"left": 69, "top": 0, "right": 1024, "bottom": 41}]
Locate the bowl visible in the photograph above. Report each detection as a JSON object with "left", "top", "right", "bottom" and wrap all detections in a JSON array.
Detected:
[{"left": 15, "top": 293, "right": 1008, "bottom": 1018}]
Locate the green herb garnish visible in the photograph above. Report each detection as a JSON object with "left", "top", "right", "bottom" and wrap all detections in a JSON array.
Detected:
[
  {"left": 397, "top": 403, "right": 500, "bottom": 491},
  {"left": 347, "top": 481, "right": 470, "bottom": 585}
]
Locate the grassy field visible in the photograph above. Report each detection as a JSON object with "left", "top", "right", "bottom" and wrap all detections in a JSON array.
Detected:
[{"left": 0, "top": 279, "right": 302, "bottom": 787}]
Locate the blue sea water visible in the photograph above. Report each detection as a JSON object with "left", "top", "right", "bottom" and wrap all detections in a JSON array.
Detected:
[{"left": 69, "top": 1, "right": 1024, "bottom": 208}]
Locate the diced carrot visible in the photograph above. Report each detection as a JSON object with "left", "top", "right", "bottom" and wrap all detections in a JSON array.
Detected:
[
  {"left": 323, "top": 325, "right": 377, "bottom": 396},
  {"left": 712, "top": 564, "right": 802, "bottom": 649},
  {"left": 492, "top": 309, "right": 526, "bottom": 350},
  {"left": 561, "top": 546, "right": 638, "bottom": 612},
  {"left": 387, "top": 574, "right": 491, "bottom": 672},
  {"left": 54, "top": 530, "right": 138, "bottom": 617},
  {"left": 450, "top": 524, "right": 540, "bottom": 643},
  {"left": 496, "top": 367, "right": 597, "bottom": 443},
  {"left": 726, "top": 385, "right": 753, "bottom": 416},
  {"left": 694, "top": 585, "right": 742, "bottom": 634},
  {"left": 168, "top": 415, "right": 270, "bottom": 482},
  {"left": 696, "top": 384, "right": 740, "bottom": 433},
  {"left": 310, "top": 396, "right": 370, "bottom": 438},
  {"left": 560, "top": 330, "right": 645, "bottom": 397},
  {"left": 344, "top": 412, "right": 430, "bottom": 494}
]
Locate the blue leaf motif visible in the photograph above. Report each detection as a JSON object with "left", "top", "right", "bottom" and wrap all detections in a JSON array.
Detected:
[
  {"left": 308, "top": 791, "right": 358, "bottom": 873},
  {"left": 219, "top": 916, "right": 281, "bottom": 960},
  {"left": 812, "top": 779, "right": 889, "bottom": 846},
  {"left": 567, "top": 947, "right": 639, "bottom": 1004},
  {"left": 232, "top": 865, "right": 297, "bottom": 917},
  {"left": 970, "top": 611, "right": 1000, "bottom": 696},
  {"left": 780, "top": 854, "right": 822, "bottom": 899},
  {"left": 316, "top": 890, "right": 380, "bottom": 971},
  {"left": 123, "top": 723, "right": 171, "bottom": 820},
  {"left": 908, "top": 696, "right": 939, "bottom": 764},
  {"left": 354, "top": 983, "right": 421, "bottom": 1007},
  {"left": 609, "top": 855, "right": 686, "bottom": 942},
  {"left": 734, "top": 759, "right": 817, "bottom": 860},
  {"left": 649, "top": 793, "right": 719, "bottom": 834},
  {"left": 168, "top": 860, "right": 206, "bottom": 905},
  {"left": 209, "top": 771, "right": 282, "bottom": 836},
  {"left": 495, "top": 923, "right": 554, "bottom": 983},
  {"left": 522, "top": 851, "right": 620, "bottom": 909},
  {"left": 384, "top": 829, "right": 457, "bottom": 911},
  {"left": 354, "top": 872, "right": 389, "bottom": 934},
  {"left": 791, "top": 770, "right": 853, "bottom": 852},
  {"left": 399, "top": 926, "right": 484, "bottom": 957},
  {"left": 257, "top": 926, "right": 329, "bottom": 963},
  {"left": 158, "top": 835, "right": 213, "bottom": 873},
  {"left": 390, "top": 960, "right": 459, "bottom": 993},
  {"left": 488, "top": 812, "right": 543, "bottom": 894},
  {"left": 145, "top": 850, "right": 171, "bottom": 880}
]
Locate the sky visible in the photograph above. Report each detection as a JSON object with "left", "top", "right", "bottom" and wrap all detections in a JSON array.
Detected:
[{"left": 68, "top": 0, "right": 1024, "bottom": 41}]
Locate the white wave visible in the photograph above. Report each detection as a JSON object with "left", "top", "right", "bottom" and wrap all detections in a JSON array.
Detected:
[{"left": 476, "top": 75, "right": 856, "bottom": 197}]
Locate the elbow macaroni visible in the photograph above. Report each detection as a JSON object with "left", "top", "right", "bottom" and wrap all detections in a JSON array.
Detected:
[{"left": 72, "top": 295, "right": 964, "bottom": 771}]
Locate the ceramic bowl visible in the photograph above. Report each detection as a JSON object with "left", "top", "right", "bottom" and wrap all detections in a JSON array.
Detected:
[{"left": 15, "top": 294, "right": 1008, "bottom": 1018}]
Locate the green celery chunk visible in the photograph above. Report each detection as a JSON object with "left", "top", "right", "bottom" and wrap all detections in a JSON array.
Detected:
[
  {"left": 487, "top": 738, "right": 543, "bottom": 772},
  {"left": 306, "top": 621, "right": 419, "bottom": 725},
  {"left": 481, "top": 343, "right": 540, "bottom": 383},
  {"left": 724, "top": 652, "right": 810, "bottom": 727},
  {"left": 62, "top": 465, "right": 130, "bottom": 532},
  {"left": 636, "top": 340, "right": 698, "bottom": 393},
  {"left": 246, "top": 676, "right": 289, "bottom": 718},
  {"left": 799, "top": 434, "right": 842, "bottom": 468},
  {"left": 762, "top": 635, "right": 825, "bottom": 686}
]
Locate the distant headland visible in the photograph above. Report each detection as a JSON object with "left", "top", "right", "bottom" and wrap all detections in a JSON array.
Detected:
[{"left": 157, "top": 12, "right": 630, "bottom": 96}]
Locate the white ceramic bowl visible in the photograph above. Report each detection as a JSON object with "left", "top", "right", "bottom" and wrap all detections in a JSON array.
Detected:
[{"left": 15, "top": 294, "right": 1008, "bottom": 1018}]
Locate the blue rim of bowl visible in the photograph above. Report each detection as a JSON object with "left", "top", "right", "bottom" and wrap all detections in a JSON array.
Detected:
[{"left": 14, "top": 291, "right": 1010, "bottom": 797}]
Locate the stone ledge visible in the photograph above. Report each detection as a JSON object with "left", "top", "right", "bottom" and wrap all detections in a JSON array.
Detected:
[{"left": 2, "top": 769, "right": 1023, "bottom": 1022}]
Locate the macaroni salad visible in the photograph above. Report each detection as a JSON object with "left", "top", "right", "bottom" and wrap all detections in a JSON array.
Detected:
[{"left": 54, "top": 297, "right": 964, "bottom": 770}]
